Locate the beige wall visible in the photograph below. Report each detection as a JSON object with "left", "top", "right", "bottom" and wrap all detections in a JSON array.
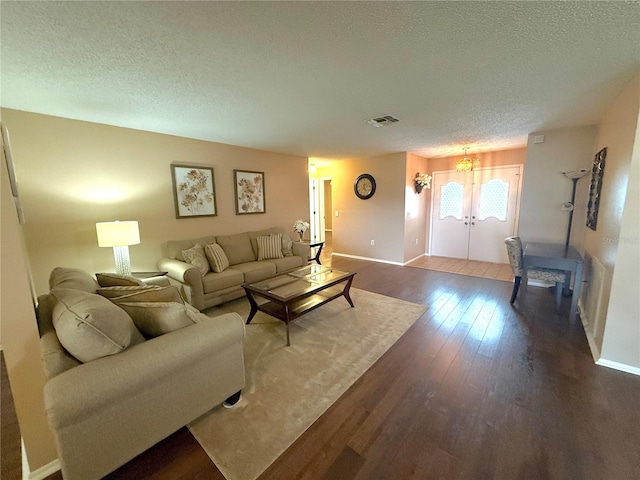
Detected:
[
  {"left": 332, "top": 153, "right": 407, "bottom": 263},
  {"left": 2, "top": 109, "right": 310, "bottom": 295},
  {"left": 586, "top": 75, "right": 640, "bottom": 365},
  {"left": 1, "top": 128, "right": 59, "bottom": 471},
  {"left": 519, "top": 127, "right": 597, "bottom": 249},
  {"left": 428, "top": 147, "right": 526, "bottom": 173},
  {"left": 405, "top": 153, "right": 429, "bottom": 262}
]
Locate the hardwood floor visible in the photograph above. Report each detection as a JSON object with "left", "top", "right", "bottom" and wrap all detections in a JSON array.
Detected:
[{"left": 4, "top": 235, "right": 640, "bottom": 479}]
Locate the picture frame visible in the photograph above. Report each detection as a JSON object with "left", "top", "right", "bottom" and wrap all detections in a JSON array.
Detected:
[
  {"left": 586, "top": 147, "right": 607, "bottom": 231},
  {"left": 171, "top": 164, "right": 217, "bottom": 218},
  {"left": 234, "top": 169, "right": 266, "bottom": 214}
]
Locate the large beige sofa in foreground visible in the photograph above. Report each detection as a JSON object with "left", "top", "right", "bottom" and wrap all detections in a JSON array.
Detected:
[
  {"left": 158, "top": 227, "right": 310, "bottom": 310},
  {"left": 37, "top": 267, "right": 245, "bottom": 480}
]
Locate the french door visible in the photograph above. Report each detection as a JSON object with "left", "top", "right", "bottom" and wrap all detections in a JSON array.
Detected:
[{"left": 430, "top": 165, "right": 522, "bottom": 264}]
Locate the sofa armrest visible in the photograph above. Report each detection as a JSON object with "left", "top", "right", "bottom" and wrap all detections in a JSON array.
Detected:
[
  {"left": 157, "top": 257, "right": 205, "bottom": 309},
  {"left": 44, "top": 312, "right": 245, "bottom": 429},
  {"left": 292, "top": 242, "right": 311, "bottom": 260}
]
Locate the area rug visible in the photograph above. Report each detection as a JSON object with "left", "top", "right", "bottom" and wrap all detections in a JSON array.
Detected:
[{"left": 188, "top": 288, "right": 427, "bottom": 480}]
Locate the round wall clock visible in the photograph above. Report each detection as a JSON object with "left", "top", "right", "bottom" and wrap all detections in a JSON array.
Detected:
[{"left": 354, "top": 173, "right": 376, "bottom": 199}]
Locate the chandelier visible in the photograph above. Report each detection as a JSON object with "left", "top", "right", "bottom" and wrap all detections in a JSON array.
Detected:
[{"left": 456, "top": 147, "right": 479, "bottom": 173}]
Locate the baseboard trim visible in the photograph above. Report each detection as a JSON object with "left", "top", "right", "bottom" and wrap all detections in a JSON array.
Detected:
[
  {"left": 331, "top": 252, "right": 404, "bottom": 266},
  {"left": 22, "top": 439, "right": 61, "bottom": 480},
  {"left": 596, "top": 358, "right": 640, "bottom": 377},
  {"left": 404, "top": 253, "right": 425, "bottom": 265},
  {"left": 25, "top": 459, "right": 61, "bottom": 480},
  {"left": 579, "top": 308, "right": 602, "bottom": 364}
]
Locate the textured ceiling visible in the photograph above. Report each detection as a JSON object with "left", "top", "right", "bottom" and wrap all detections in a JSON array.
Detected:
[{"left": 1, "top": 1, "right": 639, "bottom": 159}]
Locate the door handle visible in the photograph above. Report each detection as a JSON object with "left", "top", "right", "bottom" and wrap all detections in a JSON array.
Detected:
[
  {"left": 464, "top": 222, "right": 469, "bottom": 225},
  {"left": 471, "top": 222, "right": 476, "bottom": 225}
]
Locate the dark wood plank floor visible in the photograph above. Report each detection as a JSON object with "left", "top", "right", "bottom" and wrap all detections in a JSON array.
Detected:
[{"left": 4, "top": 245, "right": 640, "bottom": 479}]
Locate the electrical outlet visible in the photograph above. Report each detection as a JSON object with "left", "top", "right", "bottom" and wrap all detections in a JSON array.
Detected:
[
  {"left": 335, "top": 211, "right": 339, "bottom": 217},
  {"left": 370, "top": 240, "right": 375, "bottom": 246},
  {"left": 415, "top": 238, "right": 419, "bottom": 244}
]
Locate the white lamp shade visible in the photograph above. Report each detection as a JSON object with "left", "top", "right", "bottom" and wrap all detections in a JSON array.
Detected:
[{"left": 96, "top": 221, "right": 140, "bottom": 247}]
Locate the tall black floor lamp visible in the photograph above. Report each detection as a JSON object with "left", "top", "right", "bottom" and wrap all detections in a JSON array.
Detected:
[{"left": 561, "top": 169, "right": 590, "bottom": 249}]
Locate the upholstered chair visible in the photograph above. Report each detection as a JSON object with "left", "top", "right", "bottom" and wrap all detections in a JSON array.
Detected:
[{"left": 504, "top": 236, "right": 567, "bottom": 308}]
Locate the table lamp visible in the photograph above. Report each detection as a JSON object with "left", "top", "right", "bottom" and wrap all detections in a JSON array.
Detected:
[{"left": 96, "top": 221, "right": 140, "bottom": 276}]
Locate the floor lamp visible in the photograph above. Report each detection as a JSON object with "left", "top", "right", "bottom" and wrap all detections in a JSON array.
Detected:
[
  {"left": 96, "top": 221, "right": 140, "bottom": 276},
  {"left": 561, "top": 169, "right": 590, "bottom": 249}
]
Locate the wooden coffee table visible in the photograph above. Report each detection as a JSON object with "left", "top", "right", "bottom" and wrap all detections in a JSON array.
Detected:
[{"left": 243, "top": 265, "right": 355, "bottom": 346}]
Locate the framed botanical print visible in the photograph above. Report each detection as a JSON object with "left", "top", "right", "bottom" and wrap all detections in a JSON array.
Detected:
[
  {"left": 586, "top": 147, "right": 607, "bottom": 231},
  {"left": 171, "top": 164, "right": 217, "bottom": 218},
  {"left": 234, "top": 169, "right": 265, "bottom": 214}
]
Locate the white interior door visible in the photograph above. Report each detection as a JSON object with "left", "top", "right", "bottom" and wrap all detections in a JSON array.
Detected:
[
  {"left": 430, "top": 165, "right": 522, "bottom": 263},
  {"left": 430, "top": 171, "right": 473, "bottom": 259},
  {"left": 309, "top": 179, "right": 320, "bottom": 242},
  {"left": 468, "top": 166, "right": 522, "bottom": 263}
]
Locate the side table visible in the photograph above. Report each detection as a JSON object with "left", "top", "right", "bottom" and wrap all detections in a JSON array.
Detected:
[{"left": 132, "top": 271, "right": 168, "bottom": 279}]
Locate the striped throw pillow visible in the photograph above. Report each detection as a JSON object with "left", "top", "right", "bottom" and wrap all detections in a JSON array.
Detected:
[
  {"left": 204, "top": 243, "right": 230, "bottom": 273},
  {"left": 257, "top": 234, "right": 284, "bottom": 261}
]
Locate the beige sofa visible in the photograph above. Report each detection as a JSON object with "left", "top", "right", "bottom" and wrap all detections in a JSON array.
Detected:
[
  {"left": 158, "top": 227, "right": 310, "bottom": 310},
  {"left": 37, "top": 268, "right": 245, "bottom": 480}
]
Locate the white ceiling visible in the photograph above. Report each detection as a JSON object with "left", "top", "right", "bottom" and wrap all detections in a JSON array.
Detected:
[{"left": 1, "top": 1, "right": 639, "bottom": 159}]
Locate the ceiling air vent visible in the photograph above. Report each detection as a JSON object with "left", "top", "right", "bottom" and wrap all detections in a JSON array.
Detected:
[{"left": 365, "top": 115, "right": 400, "bottom": 128}]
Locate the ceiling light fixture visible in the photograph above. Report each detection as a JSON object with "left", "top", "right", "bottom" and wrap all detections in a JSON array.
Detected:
[{"left": 456, "top": 147, "right": 480, "bottom": 173}]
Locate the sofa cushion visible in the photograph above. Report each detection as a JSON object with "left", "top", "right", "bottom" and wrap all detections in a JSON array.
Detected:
[
  {"left": 49, "top": 267, "right": 100, "bottom": 293},
  {"left": 166, "top": 235, "right": 217, "bottom": 262},
  {"left": 216, "top": 232, "right": 255, "bottom": 265},
  {"left": 204, "top": 243, "right": 230, "bottom": 273},
  {"left": 202, "top": 269, "right": 245, "bottom": 294},
  {"left": 233, "top": 261, "right": 277, "bottom": 283},
  {"left": 265, "top": 256, "right": 304, "bottom": 273},
  {"left": 182, "top": 244, "right": 210, "bottom": 276},
  {"left": 257, "top": 234, "right": 284, "bottom": 261},
  {"left": 96, "top": 273, "right": 146, "bottom": 287},
  {"left": 51, "top": 289, "right": 145, "bottom": 363}
]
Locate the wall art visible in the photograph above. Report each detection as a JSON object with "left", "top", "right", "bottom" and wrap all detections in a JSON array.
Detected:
[
  {"left": 234, "top": 169, "right": 265, "bottom": 214},
  {"left": 171, "top": 164, "right": 217, "bottom": 218},
  {"left": 586, "top": 147, "right": 607, "bottom": 231}
]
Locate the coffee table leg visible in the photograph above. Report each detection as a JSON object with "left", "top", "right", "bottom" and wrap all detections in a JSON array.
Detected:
[
  {"left": 285, "top": 306, "right": 291, "bottom": 346},
  {"left": 342, "top": 276, "right": 355, "bottom": 308},
  {"left": 245, "top": 291, "right": 259, "bottom": 325}
]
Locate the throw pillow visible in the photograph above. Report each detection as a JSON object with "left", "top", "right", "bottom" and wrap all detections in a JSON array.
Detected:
[
  {"left": 281, "top": 234, "right": 293, "bottom": 257},
  {"left": 257, "top": 234, "right": 284, "bottom": 261},
  {"left": 182, "top": 244, "right": 210, "bottom": 276},
  {"left": 108, "top": 285, "right": 195, "bottom": 338},
  {"left": 97, "top": 285, "right": 162, "bottom": 299},
  {"left": 51, "top": 288, "right": 145, "bottom": 363},
  {"left": 96, "top": 272, "right": 146, "bottom": 287},
  {"left": 204, "top": 243, "right": 230, "bottom": 273},
  {"left": 109, "top": 285, "right": 184, "bottom": 304},
  {"left": 114, "top": 302, "right": 199, "bottom": 338}
]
